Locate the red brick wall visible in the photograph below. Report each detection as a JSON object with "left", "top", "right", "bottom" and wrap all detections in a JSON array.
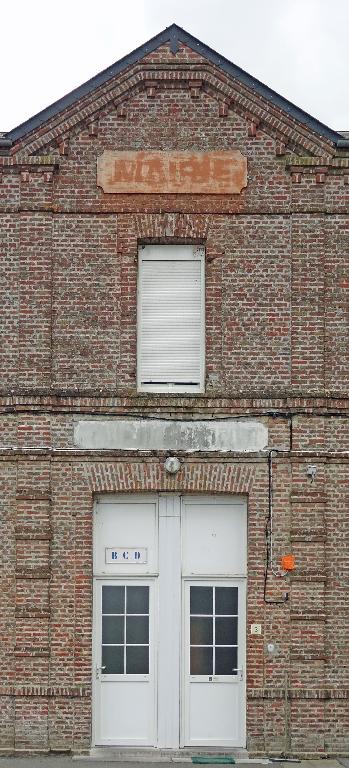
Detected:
[{"left": 0, "top": 38, "right": 348, "bottom": 754}]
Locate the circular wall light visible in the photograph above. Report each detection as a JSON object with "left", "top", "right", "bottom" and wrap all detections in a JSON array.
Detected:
[{"left": 164, "top": 456, "right": 181, "bottom": 475}]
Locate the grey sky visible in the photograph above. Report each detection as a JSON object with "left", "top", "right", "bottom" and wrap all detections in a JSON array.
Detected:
[{"left": 1, "top": 0, "right": 348, "bottom": 133}]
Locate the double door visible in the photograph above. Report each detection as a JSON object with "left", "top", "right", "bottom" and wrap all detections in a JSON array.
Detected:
[{"left": 93, "top": 494, "right": 247, "bottom": 748}]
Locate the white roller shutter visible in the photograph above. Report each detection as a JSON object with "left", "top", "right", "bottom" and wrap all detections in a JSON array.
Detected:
[{"left": 138, "top": 245, "right": 205, "bottom": 392}]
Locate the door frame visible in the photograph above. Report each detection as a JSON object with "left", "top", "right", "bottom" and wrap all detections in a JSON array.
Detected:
[
  {"left": 91, "top": 492, "right": 247, "bottom": 749},
  {"left": 180, "top": 576, "right": 247, "bottom": 748},
  {"left": 92, "top": 576, "right": 158, "bottom": 747}
]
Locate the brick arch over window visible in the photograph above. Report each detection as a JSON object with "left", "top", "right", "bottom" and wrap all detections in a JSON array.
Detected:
[
  {"left": 84, "top": 460, "right": 256, "bottom": 495},
  {"left": 132, "top": 213, "right": 211, "bottom": 241}
]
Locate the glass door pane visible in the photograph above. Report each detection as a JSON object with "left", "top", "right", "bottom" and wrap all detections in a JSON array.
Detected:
[
  {"left": 189, "top": 585, "right": 239, "bottom": 676},
  {"left": 102, "top": 584, "right": 150, "bottom": 675}
]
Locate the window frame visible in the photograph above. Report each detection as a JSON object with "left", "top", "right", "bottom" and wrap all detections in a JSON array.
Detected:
[{"left": 137, "top": 244, "right": 205, "bottom": 394}]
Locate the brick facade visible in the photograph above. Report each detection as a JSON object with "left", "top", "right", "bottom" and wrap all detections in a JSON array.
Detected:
[{"left": 0, "top": 27, "right": 348, "bottom": 755}]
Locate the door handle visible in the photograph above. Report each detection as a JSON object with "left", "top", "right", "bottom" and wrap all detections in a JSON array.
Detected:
[
  {"left": 95, "top": 664, "right": 106, "bottom": 679},
  {"left": 232, "top": 667, "right": 243, "bottom": 680}
]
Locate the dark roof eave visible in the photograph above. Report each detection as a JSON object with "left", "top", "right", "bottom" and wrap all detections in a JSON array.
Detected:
[
  {"left": 2, "top": 23, "right": 345, "bottom": 147},
  {"left": 4, "top": 25, "right": 180, "bottom": 144}
]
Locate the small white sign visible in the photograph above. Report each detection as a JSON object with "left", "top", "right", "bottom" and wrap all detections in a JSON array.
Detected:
[
  {"left": 251, "top": 623, "right": 262, "bottom": 635},
  {"left": 105, "top": 547, "right": 148, "bottom": 564}
]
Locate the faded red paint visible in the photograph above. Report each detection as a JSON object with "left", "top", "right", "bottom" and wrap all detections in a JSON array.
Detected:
[{"left": 97, "top": 150, "right": 247, "bottom": 194}]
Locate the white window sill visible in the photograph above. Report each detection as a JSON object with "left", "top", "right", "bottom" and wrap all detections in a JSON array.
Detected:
[{"left": 138, "top": 384, "right": 204, "bottom": 394}]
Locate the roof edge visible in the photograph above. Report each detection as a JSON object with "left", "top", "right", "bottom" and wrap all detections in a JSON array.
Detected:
[
  {"left": 4, "top": 25, "right": 178, "bottom": 144},
  {"left": 1, "top": 23, "right": 345, "bottom": 147}
]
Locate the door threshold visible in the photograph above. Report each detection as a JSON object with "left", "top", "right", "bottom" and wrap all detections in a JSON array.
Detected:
[{"left": 75, "top": 748, "right": 256, "bottom": 763}]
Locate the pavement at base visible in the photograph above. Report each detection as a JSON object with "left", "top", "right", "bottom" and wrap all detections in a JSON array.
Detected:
[{"left": 0, "top": 758, "right": 348, "bottom": 768}]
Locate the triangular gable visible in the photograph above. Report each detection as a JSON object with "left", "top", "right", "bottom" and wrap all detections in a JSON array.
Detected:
[{"left": 1, "top": 23, "right": 346, "bottom": 154}]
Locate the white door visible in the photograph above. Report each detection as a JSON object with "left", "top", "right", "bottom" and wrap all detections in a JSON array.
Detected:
[
  {"left": 94, "top": 579, "right": 156, "bottom": 746},
  {"left": 182, "top": 580, "right": 246, "bottom": 747},
  {"left": 93, "top": 494, "right": 247, "bottom": 749}
]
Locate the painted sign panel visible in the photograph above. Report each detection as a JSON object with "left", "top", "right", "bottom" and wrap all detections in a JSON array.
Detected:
[
  {"left": 97, "top": 150, "right": 247, "bottom": 194},
  {"left": 105, "top": 547, "right": 148, "bottom": 564},
  {"left": 75, "top": 418, "right": 268, "bottom": 453}
]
